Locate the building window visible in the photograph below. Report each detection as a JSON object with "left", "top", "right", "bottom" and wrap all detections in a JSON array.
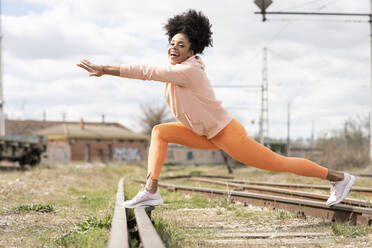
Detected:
[{"left": 187, "top": 151, "right": 193, "bottom": 160}]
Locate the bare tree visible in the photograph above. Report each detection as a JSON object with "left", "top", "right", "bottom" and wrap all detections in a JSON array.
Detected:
[
  {"left": 139, "top": 101, "right": 175, "bottom": 135},
  {"left": 220, "top": 150, "right": 234, "bottom": 174}
]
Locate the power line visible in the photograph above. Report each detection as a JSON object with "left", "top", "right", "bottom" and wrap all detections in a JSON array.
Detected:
[
  {"left": 267, "top": 18, "right": 369, "bottom": 23},
  {"left": 277, "top": 0, "right": 326, "bottom": 12},
  {"left": 213, "top": 85, "right": 261, "bottom": 88}
]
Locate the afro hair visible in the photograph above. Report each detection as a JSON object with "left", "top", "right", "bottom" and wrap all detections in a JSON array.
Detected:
[{"left": 164, "top": 9, "right": 213, "bottom": 54}]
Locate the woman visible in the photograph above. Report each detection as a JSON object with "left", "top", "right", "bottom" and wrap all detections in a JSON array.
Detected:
[{"left": 77, "top": 9, "right": 355, "bottom": 208}]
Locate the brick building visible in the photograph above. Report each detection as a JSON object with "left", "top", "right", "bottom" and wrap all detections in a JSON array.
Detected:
[
  {"left": 34, "top": 119, "right": 149, "bottom": 163},
  {"left": 6, "top": 118, "right": 149, "bottom": 163},
  {"left": 6, "top": 118, "right": 227, "bottom": 165}
]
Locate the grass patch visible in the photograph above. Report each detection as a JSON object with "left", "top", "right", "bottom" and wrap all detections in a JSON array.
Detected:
[
  {"left": 158, "top": 190, "right": 212, "bottom": 210},
  {"left": 12, "top": 203, "right": 54, "bottom": 213},
  {"left": 154, "top": 216, "right": 184, "bottom": 248},
  {"left": 214, "top": 197, "right": 236, "bottom": 211},
  {"left": 0, "top": 164, "right": 144, "bottom": 247},
  {"left": 189, "top": 170, "right": 204, "bottom": 176},
  {"left": 54, "top": 215, "right": 112, "bottom": 247},
  {"left": 68, "top": 185, "right": 116, "bottom": 213},
  {"left": 275, "top": 209, "right": 294, "bottom": 220},
  {"left": 332, "top": 222, "right": 372, "bottom": 238}
]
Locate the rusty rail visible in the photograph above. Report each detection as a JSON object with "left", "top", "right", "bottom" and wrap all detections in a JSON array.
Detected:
[
  {"left": 160, "top": 174, "right": 234, "bottom": 180},
  {"left": 220, "top": 178, "right": 372, "bottom": 194},
  {"left": 351, "top": 172, "right": 372, "bottom": 178},
  {"left": 108, "top": 178, "right": 165, "bottom": 248},
  {"left": 108, "top": 177, "right": 129, "bottom": 248},
  {"left": 133, "top": 179, "right": 372, "bottom": 225},
  {"left": 190, "top": 177, "right": 372, "bottom": 208},
  {"left": 134, "top": 207, "right": 165, "bottom": 248}
]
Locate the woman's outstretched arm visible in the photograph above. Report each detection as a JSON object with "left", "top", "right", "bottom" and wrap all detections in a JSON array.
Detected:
[
  {"left": 77, "top": 59, "right": 194, "bottom": 87},
  {"left": 77, "top": 59, "right": 120, "bottom": 77}
]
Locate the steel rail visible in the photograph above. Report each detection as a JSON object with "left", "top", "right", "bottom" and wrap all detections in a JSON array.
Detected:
[
  {"left": 108, "top": 177, "right": 129, "bottom": 248},
  {"left": 351, "top": 172, "right": 372, "bottom": 178},
  {"left": 134, "top": 207, "right": 165, "bottom": 248},
  {"left": 108, "top": 178, "right": 165, "bottom": 248},
  {"left": 133, "top": 179, "right": 372, "bottom": 225},
  {"left": 190, "top": 177, "right": 371, "bottom": 208},
  {"left": 160, "top": 174, "right": 234, "bottom": 180},
  {"left": 220, "top": 179, "right": 372, "bottom": 193}
]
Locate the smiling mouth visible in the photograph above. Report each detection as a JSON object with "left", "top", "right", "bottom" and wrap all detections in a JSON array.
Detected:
[{"left": 170, "top": 52, "right": 179, "bottom": 58}]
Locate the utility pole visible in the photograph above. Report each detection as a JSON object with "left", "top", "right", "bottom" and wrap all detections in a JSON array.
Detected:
[
  {"left": 287, "top": 103, "right": 291, "bottom": 155},
  {"left": 215, "top": 49, "right": 269, "bottom": 144},
  {"left": 0, "top": 0, "right": 4, "bottom": 136},
  {"left": 254, "top": 0, "right": 372, "bottom": 160},
  {"left": 259, "top": 47, "right": 269, "bottom": 144},
  {"left": 310, "top": 120, "right": 315, "bottom": 156},
  {"left": 213, "top": 84, "right": 263, "bottom": 137},
  {"left": 370, "top": 0, "right": 372, "bottom": 161}
]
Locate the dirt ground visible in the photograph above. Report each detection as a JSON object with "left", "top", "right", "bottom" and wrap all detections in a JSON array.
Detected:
[
  {"left": 1, "top": 162, "right": 372, "bottom": 247},
  {"left": 0, "top": 162, "right": 140, "bottom": 247}
]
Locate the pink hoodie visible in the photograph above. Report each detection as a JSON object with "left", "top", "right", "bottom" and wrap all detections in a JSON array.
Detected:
[{"left": 120, "top": 55, "right": 232, "bottom": 139}]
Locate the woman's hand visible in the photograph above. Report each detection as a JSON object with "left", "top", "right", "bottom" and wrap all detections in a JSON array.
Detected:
[{"left": 77, "top": 59, "right": 104, "bottom": 77}]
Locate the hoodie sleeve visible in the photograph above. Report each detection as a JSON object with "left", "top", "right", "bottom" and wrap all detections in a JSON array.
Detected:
[{"left": 120, "top": 64, "right": 192, "bottom": 87}]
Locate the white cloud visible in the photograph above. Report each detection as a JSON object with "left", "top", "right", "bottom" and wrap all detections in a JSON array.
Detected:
[{"left": 2, "top": 0, "right": 371, "bottom": 139}]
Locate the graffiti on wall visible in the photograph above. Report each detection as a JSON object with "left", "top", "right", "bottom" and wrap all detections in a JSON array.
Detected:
[
  {"left": 47, "top": 145, "right": 70, "bottom": 163},
  {"left": 114, "top": 147, "right": 142, "bottom": 161}
]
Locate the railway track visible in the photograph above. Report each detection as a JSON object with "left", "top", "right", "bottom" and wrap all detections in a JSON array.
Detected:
[
  {"left": 350, "top": 172, "right": 372, "bottom": 178},
  {"left": 189, "top": 177, "right": 372, "bottom": 208},
  {"left": 108, "top": 177, "right": 165, "bottom": 248},
  {"left": 133, "top": 178, "right": 372, "bottom": 226},
  {"left": 219, "top": 178, "right": 372, "bottom": 194}
]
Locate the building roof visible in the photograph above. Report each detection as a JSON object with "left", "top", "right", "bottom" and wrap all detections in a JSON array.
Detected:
[
  {"left": 34, "top": 123, "right": 149, "bottom": 140},
  {"left": 5, "top": 119, "right": 133, "bottom": 135}
]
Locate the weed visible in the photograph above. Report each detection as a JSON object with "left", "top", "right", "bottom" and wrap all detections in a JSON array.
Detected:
[
  {"left": 76, "top": 215, "right": 112, "bottom": 231},
  {"left": 275, "top": 209, "right": 294, "bottom": 220},
  {"left": 215, "top": 197, "right": 236, "bottom": 211},
  {"left": 332, "top": 222, "right": 372, "bottom": 238},
  {"left": 12, "top": 203, "right": 54, "bottom": 213}
]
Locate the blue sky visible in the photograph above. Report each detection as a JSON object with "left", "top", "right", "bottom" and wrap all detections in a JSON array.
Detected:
[
  {"left": 3, "top": 0, "right": 45, "bottom": 16},
  {"left": 1, "top": 0, "right": 370, "bottom": 140}
]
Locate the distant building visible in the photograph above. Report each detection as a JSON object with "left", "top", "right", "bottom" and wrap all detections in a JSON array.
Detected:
[
  {"left": 6, "top": 118, "right": 149, "bottom": 163},
  {"left": 165, "top": 144, "right": 224, "bottom": 165}
]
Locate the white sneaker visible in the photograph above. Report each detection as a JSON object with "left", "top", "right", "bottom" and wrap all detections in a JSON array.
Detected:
[
  {"left": 326, "top": 173, "right": 355, "bottom": 206},
  {"left": 122, "top": 189, "right": 163, "bottom": 208}
]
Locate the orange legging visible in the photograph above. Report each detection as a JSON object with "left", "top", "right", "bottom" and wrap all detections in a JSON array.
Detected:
[{"left": 147, "top": 119, "right": 328, "bottom": 180}]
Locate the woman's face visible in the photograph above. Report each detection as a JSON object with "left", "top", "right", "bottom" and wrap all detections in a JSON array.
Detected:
[{"left": 168, "top": 33, "right": 194, "bottom": 65}]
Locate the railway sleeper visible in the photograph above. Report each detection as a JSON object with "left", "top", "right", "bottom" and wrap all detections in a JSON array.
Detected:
[{"left": 356, "top": 213, "right": 372, "bottom": 225}]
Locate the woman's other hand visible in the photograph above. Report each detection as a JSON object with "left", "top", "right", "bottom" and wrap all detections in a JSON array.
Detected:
[{"left": 77, "top": 59, "right": 104, "bottom": 77}]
